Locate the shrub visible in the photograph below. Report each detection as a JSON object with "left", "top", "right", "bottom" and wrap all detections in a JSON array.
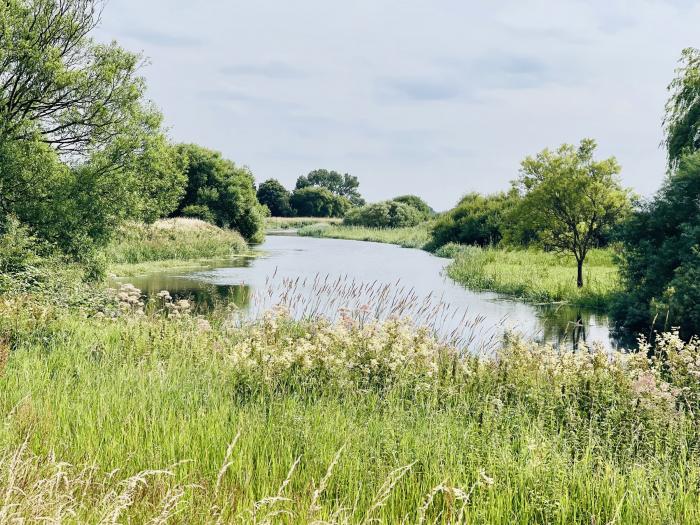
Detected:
[
  {"left": 343, "top": 200, "right": 423, "bottom": 228},
  {"left": 392, "top": 195, "right": 434, "bottom": 219},
  {"left": 430, "top": 192, "right": 514, "bottom": 249}
]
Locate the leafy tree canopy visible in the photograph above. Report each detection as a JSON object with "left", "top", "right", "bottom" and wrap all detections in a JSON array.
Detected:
[
  {"left": 508, "top": 139, "right": 631, "bottom": 287},
  {"left": 290, "top": 187, "right": 350, "bottom": 218},
  {"left": 296, "top": 169, "right": 364, "bottom": 206},
  {"left": 257, "top": 179, "right": 293, "bottom": 217},
  {"left": 174, "top": 144, "right": 265, "bottom": 242},
  {"left": 392, "top": 195, "right": 434, "bottom": 219},
  {"left": 614, "top": 152, "right": 700, "bottom": 336},
  {"left": 0, "top": 0, "right": 186, "bottom": 257},
  {"left": 430, "top": 192, "right": 516, "bottom": 249},
  {"left": 664, "top": 48, "right": 700, "bottom": 170},
  {"left": 343, "top": 200, "right": 422, "bottom": 228}
]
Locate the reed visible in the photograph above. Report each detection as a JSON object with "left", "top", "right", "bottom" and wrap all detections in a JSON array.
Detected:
[
  {"left": 105, "top": 219, "right": 249, "bottom": 267},
  {"left": 298, "top": 222, "right": 432, "bottom": 249}
]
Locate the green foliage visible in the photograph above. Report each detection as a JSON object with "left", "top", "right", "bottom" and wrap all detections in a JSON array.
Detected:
[
  {"left": 430, "top": 192, "right": 515, "bottom": 249},
  {"left": 509, "top": 139, "right": 631, "bottom": 287},
  {"left": 1, "top": 301, "right": 700, "bottom": 522},
  {"left": 105, "top": 219, "right": 248, "bottom": 266},
  {"left": 257, "top": 179, "right": 293, "bottom": 217},
  {"left": 343, "top": 200, "right": 423, "bottom": 228},
  {"left": 174, "top": 144, "right": 265, "bottom": 242},
  {"left": 296, "top": 169, "right": 364, "bottom": 206},
  {"left": 289, "top": 186, "right": 350, "bottom": 217},
  {"left": 0, "top": 0, "right": 186, "bottom": 258},
  {"left": 299, "top": 222, "right": 432, "bottom": 249},
  {"left": 664, "top": 47, "right": 700, "bottom": 169},
  {"left": 613, "top": 152, "right": 700, "bottom": 336},
  {"left": 446, "top": 246, "right": 619, "bottom": 308},
  {"left": 391, "top": 195, "right": 434, "bottom": 218}
]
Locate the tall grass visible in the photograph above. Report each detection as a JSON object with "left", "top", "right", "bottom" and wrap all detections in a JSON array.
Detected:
[
  {"left": 445, "top": 245, "right": 619, "bottom": 309},
  {"left": 266, "top": 217, "right": 343, "bottom": 231},
  {"left": 1, "top": 292, "right": 699, "bottom": 523},
  {"left": 298, "top": 222, "right": 432, "bottom": 249},
  {"left": 105, "top": 218, "right": 248, "bottom": 267}
]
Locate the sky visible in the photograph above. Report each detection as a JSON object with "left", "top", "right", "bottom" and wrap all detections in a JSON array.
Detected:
[{"left": 95, "top": 0, "right": 700, "bottom": 210}]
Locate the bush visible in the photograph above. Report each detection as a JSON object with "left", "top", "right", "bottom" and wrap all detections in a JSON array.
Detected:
[
  {"left": 430, "top": 192, "right": 514, "bottom": 249},
  {"left": 289, "top": 187, "right": 350, "bottom": 217},
  {"left": 180, "top": 204, "right": 216, "bottom": 224},
  {"left": 343, "top": 200, "right": 423, "bottom": 228},
  {"left": 392, "top": 195, "right": 434, "bottom": 219}
]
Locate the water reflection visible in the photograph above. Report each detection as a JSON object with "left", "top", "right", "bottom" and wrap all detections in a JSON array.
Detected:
[{"left": 111, "top": 236, "right": 629, "bottom": 351}]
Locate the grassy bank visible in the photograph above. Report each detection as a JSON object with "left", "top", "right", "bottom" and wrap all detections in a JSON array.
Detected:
[
  {"left": 445, "top": 245, "right": 619, "bottom": 309},
  {"left": 105, "top": 219, "right": 249, "bottom": 273},
  {"left": 0, "top": 294, "right": 699, "bottom": 523},
  {"left": 266, "top": 216, "right": 342, "bottom": 231},
  {"left": 298, "top": 222, "right": 432, "bottom": 249}
]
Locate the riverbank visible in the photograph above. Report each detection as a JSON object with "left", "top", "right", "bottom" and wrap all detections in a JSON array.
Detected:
[
  {"left": 298, "top": 222, "right": 431, "bottom": 249},
  {"left": 266, "top": 216, "right": 343, "bottom": 231},
  {"left": 446, "top": 245, "right": 619, "bottom": 309},
  {"left": 105, "top": 218, "right": 250, "bottom": 275},
  {"left": 298, "top": 223, "right": 619, "bottom": 308},
  {"left": 0, "top": 291, "right": 698, "bottom": 523}
]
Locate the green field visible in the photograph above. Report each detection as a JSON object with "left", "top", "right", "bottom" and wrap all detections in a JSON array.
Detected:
[
  {"left": 265, "top": 216, "right": 343, "bottom": 231},
  {"left": 0, "top": 296, "right": 698, "bottom": 523}
]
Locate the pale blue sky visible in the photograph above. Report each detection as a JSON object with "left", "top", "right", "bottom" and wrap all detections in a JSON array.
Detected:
[{"left": 96, "top": 0, "right": 700, "bottom": 210}]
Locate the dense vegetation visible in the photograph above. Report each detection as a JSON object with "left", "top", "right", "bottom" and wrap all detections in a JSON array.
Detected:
[{"left": 2, "top": 292, "right": 700, "bottom": 523}]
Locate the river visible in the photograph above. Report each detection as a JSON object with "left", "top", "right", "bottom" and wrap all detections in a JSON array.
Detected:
[{"left": 115, "top": 235, "right": 622, "bottom": 352}]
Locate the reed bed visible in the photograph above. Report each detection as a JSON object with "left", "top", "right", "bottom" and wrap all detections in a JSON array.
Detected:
[
  {"left": 1, "top": 287, "right": 700, "bottom": 523},
  {"left": 265, "top": 217, "right": 343, "bottom": 231},
  {"left": 298, "top": 223, "right": 432, "bottom": 249},
  {"left": 105, "top": 219, "right": 248, "bottom": 266}
]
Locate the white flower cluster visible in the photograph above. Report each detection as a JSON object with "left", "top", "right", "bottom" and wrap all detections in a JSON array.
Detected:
[{"left": 226, "top": 310, "right": 457, "bottom": 390}]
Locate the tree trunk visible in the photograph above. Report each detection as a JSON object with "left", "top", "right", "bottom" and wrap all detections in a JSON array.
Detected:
[{"left": 576, "top": 259, "right": 584, "bottom": 288}]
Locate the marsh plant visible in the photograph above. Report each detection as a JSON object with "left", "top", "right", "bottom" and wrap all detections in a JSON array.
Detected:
[{"left": 1, "top": 287, "right": 700, "bottom": 523}]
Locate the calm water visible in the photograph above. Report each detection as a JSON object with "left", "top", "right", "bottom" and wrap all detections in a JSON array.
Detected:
[{"left": 115, "top": 235, "right": 623, "bottom": 351}]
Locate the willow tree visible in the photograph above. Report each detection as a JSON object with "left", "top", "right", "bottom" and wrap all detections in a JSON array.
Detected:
[
  {"left": 509, "top": 139, "right": 631, "bottom": 288},
  {"left": 664, "top": 47, "right": 700, "bottom": 170},
  {"left": 0, "top": 0, "right": 184, "bottom": 254}
]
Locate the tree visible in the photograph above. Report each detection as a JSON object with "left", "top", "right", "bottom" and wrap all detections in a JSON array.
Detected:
[
  {"left": 613, "top": 152, "right": 700, "bottom": 336},
  {"left": 392, "top": 195, "right": 434, "bottom": 219},
  {"left": 289, "top": 187, "right": 349, "bottom": 217},
  {"left": 296, "top": 169, "right": 364, "bottom": 206},
  {"left": 343, "top": 200, "right": 422, "bottom": 228},
  {"left": 430, "top": 192, "right": 516, "bottom": 249},
  {"left": 0, "top": 0, "right": 185, "bottom": 256},
  {"left": 174, "top": 144, "right": 265, "bottom": 242},
  {"left": 257, "top": 179, "right": 293, "bottom": 217},
  {"left": 664, "top": 48, "right": 700, "bottom": 170},
  {"left": 509, "top": 139, "right": 630, "bottom": 288}
]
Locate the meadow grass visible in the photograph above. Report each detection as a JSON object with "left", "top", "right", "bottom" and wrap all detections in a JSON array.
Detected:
[
  {"left": 298, "top": 222, "right": 432, "bottom": 249},
  {"left": 265, "top": 216, "right": 343, "bottom": 231},
  {"left": 445, "top": 246, "right": 619, "bottom": 309},
  {"left": 104, "top": 218, "right": 249, "bottom": 268},
  {"left": 1, "top": 293, "right": 699, "bottom": 523}
]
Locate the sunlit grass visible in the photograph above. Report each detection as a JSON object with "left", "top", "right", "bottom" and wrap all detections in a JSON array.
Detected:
[
  {"left": 104, "top": 219, "right": 249, "bottom": 267},
  {"left": 446, "top": 245, "right": 619, "bottom": 308},
  {"left": 298, "top": 222, "right": 432, "bottom": 249},
  {"left": 266, "top": 216, "right": 343, "bottom": 230}
]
